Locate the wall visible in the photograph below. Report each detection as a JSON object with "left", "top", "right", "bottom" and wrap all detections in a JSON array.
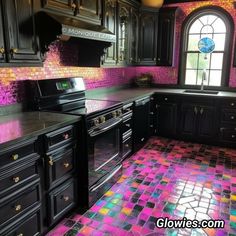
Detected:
[
  {"left": 0, "top": 0, "right": 235, "bottom": 107},
  {"left": 136, "top": 0, "right": 236, "bottom": 87}
]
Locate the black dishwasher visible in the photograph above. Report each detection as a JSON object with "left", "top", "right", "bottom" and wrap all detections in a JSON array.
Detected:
[{"left": 133, "top": 97, "right": 150, "bottom": 152}]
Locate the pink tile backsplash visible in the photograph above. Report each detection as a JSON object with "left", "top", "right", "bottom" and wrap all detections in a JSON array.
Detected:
[{"left": 0, "top": 0, "right": 236, "bottom": 106}]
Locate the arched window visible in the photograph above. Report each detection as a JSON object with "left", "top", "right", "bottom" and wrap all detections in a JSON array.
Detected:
[{"left": 179, "top": 7, "right": 234, "bottom": 87}]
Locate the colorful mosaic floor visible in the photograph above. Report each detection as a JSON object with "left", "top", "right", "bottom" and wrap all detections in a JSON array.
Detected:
[{"left": 47, "top": 137, "right": 236, "bottom": 236}]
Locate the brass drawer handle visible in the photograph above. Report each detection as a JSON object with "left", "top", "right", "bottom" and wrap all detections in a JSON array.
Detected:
[
  {"left": 48, "top": 156, "right": 54, "bottom": 166},
  {"left": 64, "top": 163, "right": 70, "bottom": 168},
  {"left": 0, "top": 47, "right": 5, "bottom": 54},
  {"left": 12, "top": 154, "right": 19, "bottom": 161},
  {"left": 10, "top": 48, "right": 18, "bottom": 54},
  {"left": 13, "top": 176, "right": 20, "bottom": 183},
  {"left": 63, "top": 133, "right": 70, "bottom": 140},
  {"left": 125, "top": 124, "right": 130, "bottom": 128},
  {"left": 63, "top": 196, "right": 70, "bottom": 202},
  {"left": 15, "top": 204, "right": 22, "bottom": 212}
]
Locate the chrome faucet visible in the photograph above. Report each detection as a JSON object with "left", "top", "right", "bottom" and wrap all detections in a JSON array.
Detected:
[{"left": 201, "top": 69, "right": 207, "bottom": 91}]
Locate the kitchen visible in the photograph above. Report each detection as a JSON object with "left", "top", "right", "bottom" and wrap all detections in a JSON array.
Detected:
[{"left": 0, "top": 0, "right": 236, "bottom": 235}]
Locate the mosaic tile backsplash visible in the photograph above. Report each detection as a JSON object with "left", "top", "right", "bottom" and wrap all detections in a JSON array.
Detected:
[{"left": 0, "top": 0, "right": 236, "bottom": 106}]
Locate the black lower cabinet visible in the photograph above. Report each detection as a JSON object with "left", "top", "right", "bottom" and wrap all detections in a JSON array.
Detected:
[
  {"left": 47, "top": 178, "right": 77, "bottom": 225},
  {"left": 180, "top": 102, "right": 216, "bottom": 142},
  {"left": 1, "top": 205, "right": 42, "bottom": 236},
  {"left": 157, "top": 103, "right": 178, "bottom": 137},
  {"left": 133, "top": 97, "right": 150, "bottom": 151}
]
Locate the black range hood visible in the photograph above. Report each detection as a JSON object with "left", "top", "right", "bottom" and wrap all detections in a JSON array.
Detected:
[
  {"left": 44, "top": 12, "right": 116, "bottom": 43},
  {"left": 36, "top": 11, "right": 115, "bottom": 66}
]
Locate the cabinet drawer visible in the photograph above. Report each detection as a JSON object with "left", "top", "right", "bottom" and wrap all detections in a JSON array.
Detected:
[
  {"left": 220, "top": 127, "right": 236, "bottom": 143},
  {"left": 48, "top": 178, "right": 76, "bottom": 225},
  {"left": 156, "top": 95, "right": 177, "bottom": 104},
  {"left": 1, "top": 206, "right": 41, "bottom": 236},
  {"left": 46, "top": 144, "right": 76, "bottom": 189},
  {"left": 220, "top": 99, "right": 236, "bottom": 108},
  {"left": 45, "top": 125, "right": 75, "bottom": 151},
  {"left": 0, "top": 139, "right": 37, "bottom": 172},
  {"left": 0, "top": 160, "right": 39, "bottom": 198},
  {"left": 0, "top": 179, "right": 41, "bottom": 229},
  {"left": 221, "top": 110, "right": 236, "bottom": 123}
]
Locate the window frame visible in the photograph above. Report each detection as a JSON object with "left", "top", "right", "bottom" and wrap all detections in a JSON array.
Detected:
[{"left": 179, "top": 6, "right": 234, "bottom": 89}]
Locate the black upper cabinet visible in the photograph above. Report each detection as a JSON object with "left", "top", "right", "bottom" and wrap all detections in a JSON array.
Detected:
[
  {"left": 102, "top": 0, "right": 117, "bottom": 66},
  {"left": 234, "top": 38, "right": 236, "bottom": 67},
  {"left": 128, "top": 6, "right": 139, "bottom": 65},
  {"left": 117, "top": 1, "right": 130, "bottom": 65},
  {"left": 138, "top": 7, "right": 158, "bottom": 66},
  {"left": 0, "top": 2, "right": 5, "bottom": 63},
  {"left": 42, "top": 0, "right": 102, "bottom": 25},
  {"left": 0, "top": 0, "right": 41, "bottom": 65},
  {"left": 157, "top": 7, "right": 178, "bottom": 66}
]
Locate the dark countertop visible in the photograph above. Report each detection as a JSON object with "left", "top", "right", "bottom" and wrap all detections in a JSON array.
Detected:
[
  {"left": 86, "top": 87, "right": 236, "bottom": 103},
  {"left": 0, "top": 112, "right": 81, "bottom": 149}
]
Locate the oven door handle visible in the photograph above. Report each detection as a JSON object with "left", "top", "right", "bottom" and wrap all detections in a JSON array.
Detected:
[
  {"left": 89, "top": 164, "right": 122, "bottom": 192},
  {"left": 89, "top": 118, "right": 122, "bottom": 137}
]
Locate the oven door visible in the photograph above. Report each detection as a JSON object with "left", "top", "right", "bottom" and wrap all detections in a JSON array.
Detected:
[{"left": 88, "top": 118, "right": 122, "bottom": 187}]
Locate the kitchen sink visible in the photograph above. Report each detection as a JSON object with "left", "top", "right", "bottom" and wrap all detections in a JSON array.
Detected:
[{"left": 184, "top": 89, "right": 219, "bottom": 95}]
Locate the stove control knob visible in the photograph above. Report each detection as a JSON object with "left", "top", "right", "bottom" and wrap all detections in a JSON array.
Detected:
[
  {"left": 94, "top": 118, "right": 99, "bottom": 126},
  {"left": 112, "top": 111, "right": 117, "bottom": 118},
  {"left": 116, "top": 109, "right": 122, "bottom": 116},
  {"left": 100, "top": 116, "right": 106, "bottom": 123}
]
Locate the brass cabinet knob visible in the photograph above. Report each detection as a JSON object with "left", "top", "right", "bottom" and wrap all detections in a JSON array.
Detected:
[
  {"left": 231, "top": 116, "right": 235, "bottom": 120},
  {"left": 63, "top": 196, "right": 69, "bottom": 202},
  {"left": 63, "top": 133, "right": 69, "bottom": 140},
  {"left": 64, "top": 163, "right": 70, "bottom": 168},
  {"left": 231, "top": 102, "right": 235, "bottom": 106},
  {"left": 12, "top": 154, "right": 19, "bottom": 161},
  {"left": 17, "top": 233, "right": 23, "bottom": 236},
  {"left": 232, "top": 135, "right": 235, "bottom": 138},
  {"left": 10, "top": 48, "right": 18, "bottom": 54},
  {"left": 164, "top": 98, "right": 168, "bottom": 101},
  {"left": 15, "top": 204, "right": 22, "bottom": 212},
  {"left": 0, "top": 47, "right": 5, "bottom": 54},
  {"left": 13, "top": 176, "right": 20, "bottom": 183},
  {"left": 48, "top": 156, "right": 54, "bottom": 166}
]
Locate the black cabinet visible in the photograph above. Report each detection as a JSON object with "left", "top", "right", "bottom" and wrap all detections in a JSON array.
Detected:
[
  {"left": 219, "top": 98, "right": 236, "bottom": 147},
  {"left": 102, "top": 0, "right": 117, "bottom": 66},
  {"left": 156, "top": 95, "right": 179, "bottom": 137},
  {"left": 180, "top": 100, "right": 216, "bottom": 142},
  {"left": 133, "top": 97, "right": 150, "bottom": 151},
  {"left": 128, "top": 6, "right": 139, "bottom": 65},
  {"left": 1, "top": 0, "right": 41, "bottom": 65},
  {"left": 157, "top": 7, "right": 178, "bottom": 66},
  {"left": 138, "top": 7, "right": 158, "bottom": 66},
  {"left": 42, "top": 0, "right": 102, "bottom": 25},
  {"left": 0, "top": 2, "right": 5, "bottom": 63}
]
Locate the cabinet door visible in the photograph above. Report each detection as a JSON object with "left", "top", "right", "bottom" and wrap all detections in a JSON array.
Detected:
[
  {"left": 117, "top": 2, "right": 130, "bottom": 65},
  {"left": 139, "top": 9, "right": 158, "bottom": 65},
  {"left": 0, "top": 2, "right": 6, "bottom": 63},
  {"left": 4, "top": 0, "right": 41, "bottom": 63},
  {"left": 197, "top": 105, "right": 216, "bottom": 140},
  {"left": 102, "top": 0, "right": 117, "bottom": 66},
  {"left": 128, "top": 7, "right": 139, "bottom": 65},
  {"left": 41, "top": 0, "right": 75, "bottom": 16},
  {"left": 157, "top": 7, "right": 177, "bottom": 66},
  {"left": 78, "top": 0, "right": 102, "bottom": 25},
  {"left": 180, "top": 104, "right": 197, "bottom": 139},
  {"left": 157, "top": 103, "right": 177, "bottom": 137},
  {"left": 133, "top": 98, "right": 150, "bottom": 151}
]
